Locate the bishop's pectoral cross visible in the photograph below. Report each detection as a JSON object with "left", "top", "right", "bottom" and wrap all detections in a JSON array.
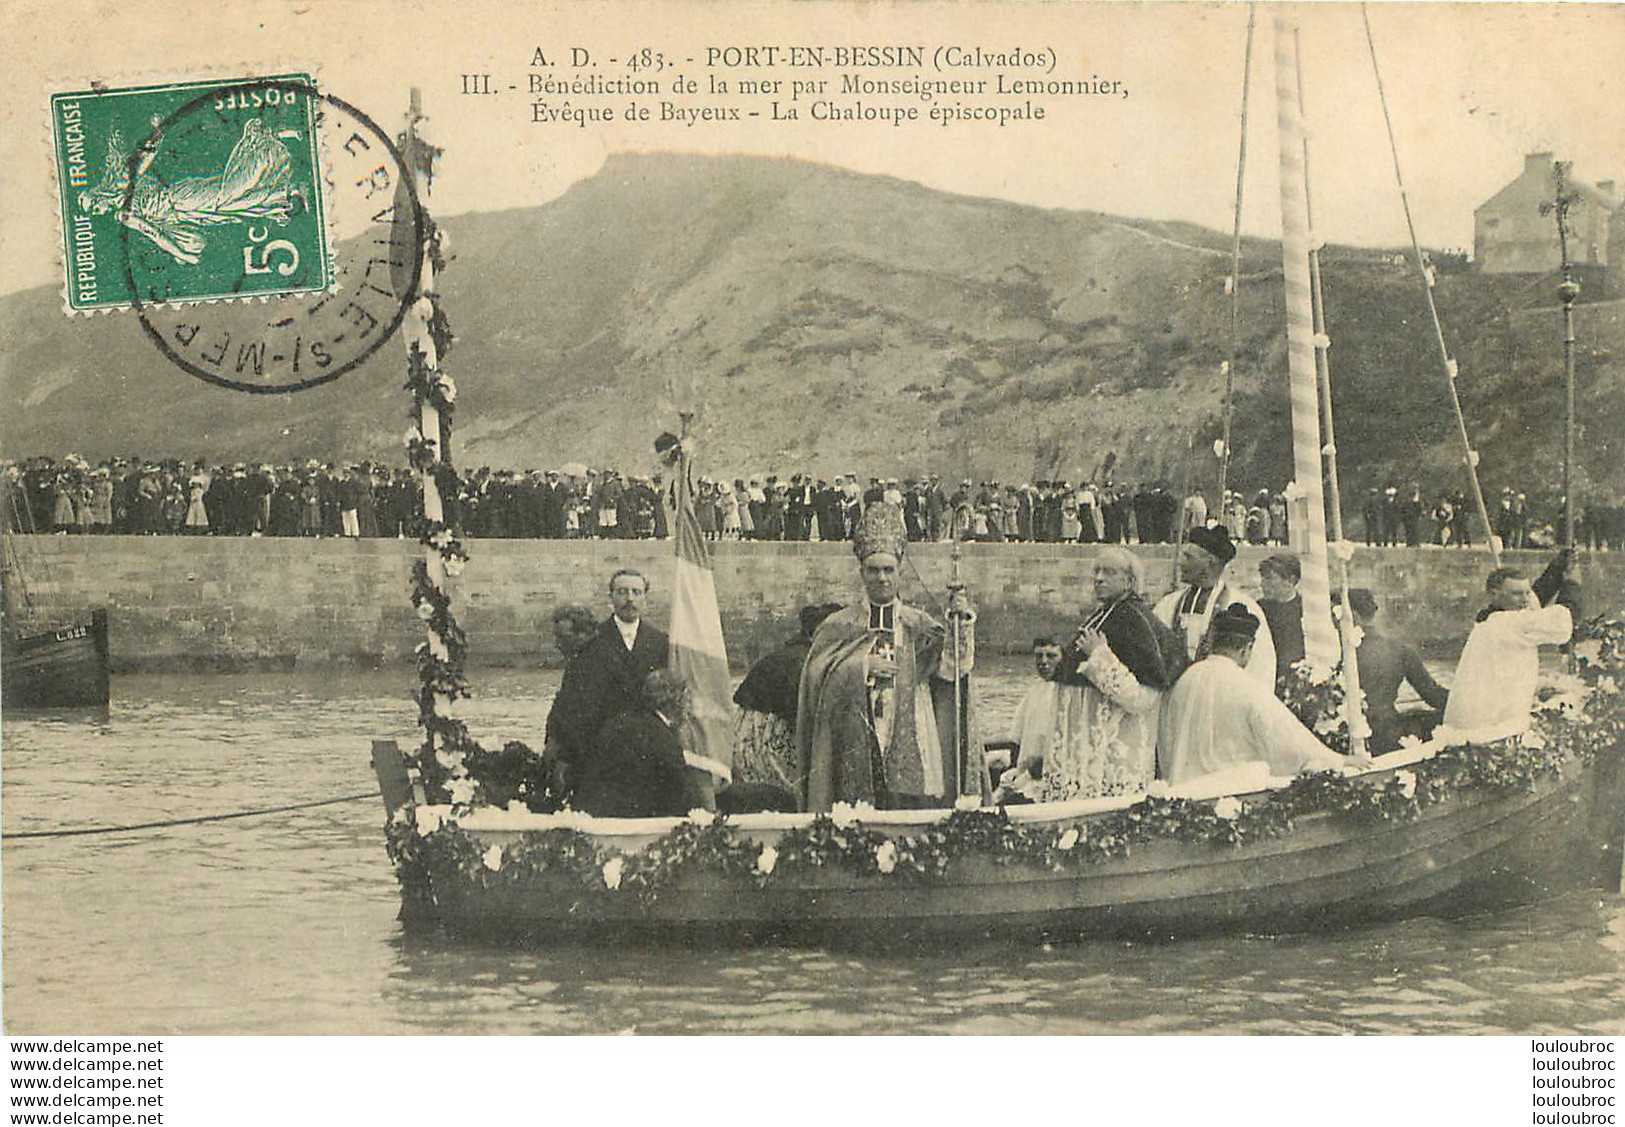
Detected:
[{"left": 867, "top": 633, "right": 898, "bottom": 754}]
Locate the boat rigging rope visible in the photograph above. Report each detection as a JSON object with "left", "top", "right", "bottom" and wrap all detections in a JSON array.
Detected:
[
  {"left": 1217, "top": 3, "right": 1256, "bottom": 506},
  {"left": 1361, "top": 4, "right": 1500, "bottom": 566},
  {"left": 0, "top": 791, "right": 380, "bottom": 841}
]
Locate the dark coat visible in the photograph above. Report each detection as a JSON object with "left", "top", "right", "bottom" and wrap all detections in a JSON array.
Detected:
[
  {"left": 1356, "top": 631, "right": 1449, "bottom": 753},
  {"left": 1259, "top": 594, "right": 1306, "bottom": 683},
  {"left": 733, "top": 636, "right": 812, "bottom": 725},
  {"left": 573, "top": 709, "right": 699, "bottom": 818},
  {"left": 1057, "top": 593, "right": 1177, "bottom": 692},
  {"left": 546, "top": 617, "right": 671, "bottom": 777}
]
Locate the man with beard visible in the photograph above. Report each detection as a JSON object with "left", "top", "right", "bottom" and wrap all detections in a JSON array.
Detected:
[{"left": 545, "top": 570, "right": 671, "bottom": 798}]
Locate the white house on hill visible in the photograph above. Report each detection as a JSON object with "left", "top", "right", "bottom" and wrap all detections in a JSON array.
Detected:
[{"left": 1474, "top": 152, "right": 1619, "bottom": 275}]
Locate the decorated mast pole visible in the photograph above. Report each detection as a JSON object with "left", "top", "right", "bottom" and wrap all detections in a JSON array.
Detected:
[
  {"left": 398, "top": 87, "right": 470, "bottom": 804},
  {"left": 1293, "top": 25, "right": 1368, "bottom": 755},
  {"left": 1272, "top": 12, "right": 1339, "bottom": 671},
  {"left": 665, "top": 409, "right": 734, "bottom": 804}
]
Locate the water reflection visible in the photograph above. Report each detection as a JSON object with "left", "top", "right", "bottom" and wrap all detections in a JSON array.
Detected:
[{"left": 3, "top": 668, "right": 1623, "bottom": 1034}]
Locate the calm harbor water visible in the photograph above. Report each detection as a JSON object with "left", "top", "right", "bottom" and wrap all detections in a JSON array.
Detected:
[{"left": 3, "top": 663, "right": 1624, "bottom": 1035}]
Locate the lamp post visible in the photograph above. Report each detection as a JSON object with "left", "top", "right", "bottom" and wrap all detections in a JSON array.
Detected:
[{"left": 1541, "top": 162, "right": 1580, "bottom": 556}]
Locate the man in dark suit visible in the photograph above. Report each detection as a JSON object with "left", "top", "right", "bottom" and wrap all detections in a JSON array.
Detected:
[{"left": 545, "top": 568, "right": 672, "bottom": 797}]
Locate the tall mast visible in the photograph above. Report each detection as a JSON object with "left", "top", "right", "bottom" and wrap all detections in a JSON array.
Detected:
[
  {"left": 1272, "top": 11, "right": 1339, "bottom": 670},
  {"left": 1294, "top": 25, "right": 1369, "bottom": 755}
]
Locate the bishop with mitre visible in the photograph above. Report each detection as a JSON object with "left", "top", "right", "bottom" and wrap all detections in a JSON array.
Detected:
[{"left": 797, "top": 502, "right": 977, "bottom": 811}]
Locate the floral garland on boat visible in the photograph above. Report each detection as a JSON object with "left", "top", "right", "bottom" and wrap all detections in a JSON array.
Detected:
[
  {"left": 394, "top": 191, "right": 563, "bottom": 812},
  {"left": 384, "top": 616, "right": 1623, "bottom": 904}
]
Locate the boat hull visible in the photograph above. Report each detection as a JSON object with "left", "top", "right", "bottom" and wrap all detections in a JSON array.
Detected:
[
  {"left": 399, "top": 756, "right": 1623, "bottom": 947},
  {"left": 3, "top": 609, "right": 110, "bottom": 709}
]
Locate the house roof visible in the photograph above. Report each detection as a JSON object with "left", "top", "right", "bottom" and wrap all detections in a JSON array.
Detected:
[{"left": 1476, "top": 160, "right": 1620, "bottom": 216}]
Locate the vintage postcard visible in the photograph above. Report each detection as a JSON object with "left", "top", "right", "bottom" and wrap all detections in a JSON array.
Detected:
[{"left": 2, "top": 0, "right": 1623, "bottom": 1116}]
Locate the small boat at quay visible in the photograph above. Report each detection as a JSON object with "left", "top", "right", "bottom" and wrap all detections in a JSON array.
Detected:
[
  {"left": 370, "top": 17, "right": 1625, "bottom": 948},
  {"left": 2, "top": 501, "right": 111, "bottom": 709},
  {"left": 2, "top": 608, "right": 110, "bottom": 710}
]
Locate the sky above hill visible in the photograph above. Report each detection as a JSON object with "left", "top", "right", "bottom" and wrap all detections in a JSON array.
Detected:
[{"left": 2, "top": 0, "right": 1621, "bottom": 298}]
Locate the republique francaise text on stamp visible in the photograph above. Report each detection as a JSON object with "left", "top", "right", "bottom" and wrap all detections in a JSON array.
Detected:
[{"left": 52, "top": 74, "right": 333, "bottom": 312}]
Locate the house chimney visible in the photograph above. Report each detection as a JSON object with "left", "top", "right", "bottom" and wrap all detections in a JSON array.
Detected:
[
  {"left": 1525, "top": 151, "right": 1555, "bottom": 176},
  {"left": 1599, "top": 179, "right": 1617, "bottom": 202}
]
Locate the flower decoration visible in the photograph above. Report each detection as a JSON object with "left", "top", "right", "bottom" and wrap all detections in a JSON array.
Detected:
[
  {"left": 387, "top": 621, "right": 1625, "bottom": 911},
  {"left": 756, "top": 846, "right": 778, "bottom": 876},
  {"left": 688, "top": 808, "right": 716, "bottom": 828},
  {"left": 447, "top": 775, "right": 478, "bottom": 806}
]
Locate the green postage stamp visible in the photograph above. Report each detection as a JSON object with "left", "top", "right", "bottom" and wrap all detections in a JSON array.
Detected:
[{"left": 51, "top": 74, "right": 332, "bottom": 312}]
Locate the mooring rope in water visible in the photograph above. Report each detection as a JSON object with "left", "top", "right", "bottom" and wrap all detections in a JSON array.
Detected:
[{"left": 0, "top": 791, "right": 381, "bottom": 841}]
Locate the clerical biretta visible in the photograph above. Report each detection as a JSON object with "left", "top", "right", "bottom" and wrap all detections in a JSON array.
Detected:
[{"left": 796, "top": 502, "right": 976, "bottom": 811}]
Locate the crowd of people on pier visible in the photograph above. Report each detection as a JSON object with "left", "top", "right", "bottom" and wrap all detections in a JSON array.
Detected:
[
  {"left": 541, "top": 503, "right": 1584, "bottom": 819},
  {"left": 8, "top": 453, "right": 1620, "bottom": 551}
]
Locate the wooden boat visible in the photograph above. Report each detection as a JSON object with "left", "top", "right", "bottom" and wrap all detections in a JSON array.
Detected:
[
  {"left": 2, "top": 518, "right": 112, "bottom": 708},
  {"left": 372, "top": 725, "right": 1625, "bottom": 947},
  {"left": 3, "top": 608, "right": 111, "bottom": 709},
  {"left": 370, "top": 35, "right": 1625, "bottom": 947}
]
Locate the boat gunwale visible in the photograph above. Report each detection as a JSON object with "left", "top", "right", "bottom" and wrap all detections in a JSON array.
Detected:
[
  {"left": 424, "top": 743, "right": 1456, "bottom": 846},
  {"left": 412, "top": 765, "right": 1594, "bottom": 938}
]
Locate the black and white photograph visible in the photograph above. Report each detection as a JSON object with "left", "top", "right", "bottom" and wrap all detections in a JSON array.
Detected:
[{"left": 2, "top": 0, "right": 1623, "bottom": 1116}]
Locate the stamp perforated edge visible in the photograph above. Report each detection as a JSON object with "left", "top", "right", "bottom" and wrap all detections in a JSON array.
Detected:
[{"left": 44, "top": 64, "right": 344, "bottom": 319}]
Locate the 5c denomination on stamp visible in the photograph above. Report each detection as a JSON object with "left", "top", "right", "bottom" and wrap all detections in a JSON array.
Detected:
[
  {"left": 51, "top": 74, "right": 424, "bottom": 393},
  {"left": 52, "top": 74, "right": 333, "bottom": 312}
]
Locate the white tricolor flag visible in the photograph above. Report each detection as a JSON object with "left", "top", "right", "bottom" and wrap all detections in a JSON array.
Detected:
[{"left": 669, "top": 449, "right": 733, "bottom": 784}]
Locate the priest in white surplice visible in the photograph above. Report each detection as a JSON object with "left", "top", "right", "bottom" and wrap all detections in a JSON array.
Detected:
[
  {"left": 1154, "top": 525, "right": 1276, "bottom": 693},
  {"left": 1441, "top": 553, "right": 1578, "bottom": 742},
  {"left": 1158, "top": 603, "right": 1356, "bottom": 785}
]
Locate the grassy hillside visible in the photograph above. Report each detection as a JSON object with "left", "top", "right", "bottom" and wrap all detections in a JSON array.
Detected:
[{"left": 2, "top": 152, "right": 1619, "bottom": 502}]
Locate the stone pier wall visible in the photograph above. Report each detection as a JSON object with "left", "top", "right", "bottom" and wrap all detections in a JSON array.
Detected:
[{"left": 7, "top": 535, "right": 1622, "bottom": 671}]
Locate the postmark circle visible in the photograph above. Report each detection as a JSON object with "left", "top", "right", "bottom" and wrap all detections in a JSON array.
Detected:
[{"left": 118, "top": 77, "right": 424, "bottom": 394}]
